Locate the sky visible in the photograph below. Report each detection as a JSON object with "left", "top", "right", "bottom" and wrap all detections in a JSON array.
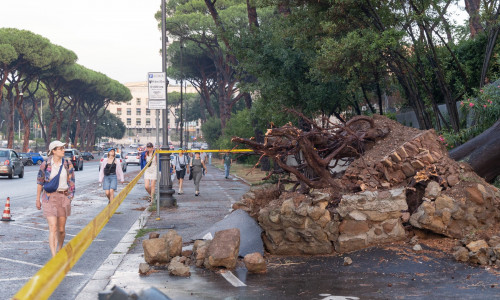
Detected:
[
  {"left": 1, "top": 1, "right": 468, "bottom": 85},
  {"left": 1, "top": 0, "right": 163, "bottom": 84}
]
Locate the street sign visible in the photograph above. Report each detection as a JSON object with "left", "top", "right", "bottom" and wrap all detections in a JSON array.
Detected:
[{"left": 148, "top": 72, "right": 167, "bottom": 109}]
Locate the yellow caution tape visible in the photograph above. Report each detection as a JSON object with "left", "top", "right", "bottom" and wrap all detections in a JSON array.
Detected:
[
  {"left": 156, "top": 149, "right": 253, "bottom": 154},
  {"left": 13, "top": 152, "right": 156, "bottom": 300}
]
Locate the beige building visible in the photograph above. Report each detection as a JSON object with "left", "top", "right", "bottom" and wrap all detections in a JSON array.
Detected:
[{"left": 108, "top": 81, "right": 200, "bottom": 147}]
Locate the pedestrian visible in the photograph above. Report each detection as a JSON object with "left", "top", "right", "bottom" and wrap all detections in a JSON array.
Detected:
[
  {"left": 172, "top": 149, "right": 189, "bottom": 194},
  {"left": 200, "top": 152, "right": 207, "bottom": 175},
  {"left": 36, "top": 141, "right": 75, "bottom": 257},
  {"left": 190, "top": 152, "right": 207, "bottom": 196},
  {"left": 223, "top": 152, "right": 232, "bottom": 179},
  {"left": 99, "top": 148, "right": 124, "bottom": 204},
  {"left": 140, "top": 142, "right": 157, "bottom": 202}
]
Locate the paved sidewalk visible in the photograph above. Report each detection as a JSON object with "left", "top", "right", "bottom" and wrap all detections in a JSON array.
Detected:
[{"left": 76, "top": 164, "right": 250, "bottom": 299}]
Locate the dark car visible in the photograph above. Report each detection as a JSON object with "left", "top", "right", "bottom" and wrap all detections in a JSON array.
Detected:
[
  {"left": 0, "top": 148, "right": 24, "bottom": 179},
  {"left": 64, "top": 149, "right": 84, "bottom": 171},
  {"left": 19, "top": 153, "right": 33, "bottom": 166},
  {"left": 82, "top": 152, "right": 94, "bottom": 161},
  {"left": 27, "top": 152, "right": 44, "bottom": 165}
]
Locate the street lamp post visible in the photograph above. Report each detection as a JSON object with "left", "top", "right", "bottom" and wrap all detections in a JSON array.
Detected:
[{"left": 159, "top": 0, "right": 176, "bottom": 207}]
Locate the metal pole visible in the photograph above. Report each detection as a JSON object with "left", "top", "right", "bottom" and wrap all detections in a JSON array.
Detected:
[
  {"left": 160, "top": 0, "right": 176, "bottom": 207},
  {"left": 179, "top": 41, "right": 183, "bottom": 149}
]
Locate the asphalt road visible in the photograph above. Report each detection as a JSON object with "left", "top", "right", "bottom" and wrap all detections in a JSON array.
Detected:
[{"left": 0, "top": 158, "right": 148, "bottom": 300}]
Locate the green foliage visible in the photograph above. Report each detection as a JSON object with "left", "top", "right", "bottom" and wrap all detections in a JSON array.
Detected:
[
  {"left": 201, "top": 116, "right": 222, "bottom": 148},
  {"left": 439, "top": 79, "right": 500, "bottom": 148}
]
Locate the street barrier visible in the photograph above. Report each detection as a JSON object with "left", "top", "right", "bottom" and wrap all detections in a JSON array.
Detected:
[
  {"left": 12, "top": 152, "right": 156, "bottom": 300},
  {"left": 157, "top": 149, "right": 253, "bottom": 154}
]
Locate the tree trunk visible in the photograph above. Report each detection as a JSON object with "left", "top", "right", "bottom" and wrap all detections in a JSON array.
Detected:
[
  {"left": 449, "top": 120, "right": 500, "bottom": 182},
  {"left": 464, "top": 0, "right": 484, "bottom": 37}
]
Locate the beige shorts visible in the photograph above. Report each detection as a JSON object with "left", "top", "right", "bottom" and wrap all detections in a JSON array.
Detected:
[{"left": 43, "top": 192, "right": 71, "bottom": 218}]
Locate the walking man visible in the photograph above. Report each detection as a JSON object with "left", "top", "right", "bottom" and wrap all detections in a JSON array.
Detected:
[{"left": 223, "top": 152, "right": 232, "bottom": 179}]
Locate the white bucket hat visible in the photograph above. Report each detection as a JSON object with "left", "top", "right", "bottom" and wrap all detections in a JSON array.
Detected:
[{"left": 48, "top": 140, "right": 67, "bottom": 155}]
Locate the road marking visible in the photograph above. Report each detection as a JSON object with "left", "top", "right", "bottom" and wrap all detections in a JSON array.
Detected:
[
  {"left": 0, "top": 257, "right": 83, "bottom": 276},
  {"left": 220, "top": 271, "right": 246, "bottom": 287},
  {"left": 10, "top": 223, "right": 105, "bottom": 241},
  {"left": 319, "top": 295, "right": 359, "bottom": 300}
]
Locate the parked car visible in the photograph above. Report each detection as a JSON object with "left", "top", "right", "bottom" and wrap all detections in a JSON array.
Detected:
[
  {"left": 125, "top": 151, "right": 140, "bottom": 165},
  {"left": 0, "top": 148, "right": 24, "bottom": 179},
  {"left": 100, "top": 153, "right": 127, "bottom": 172},
  {"left": 28, "top": 152, "right": 44, "bottom": 165},
  {"left": 19, "top": 153, "right": 33, "bottom": 166},
  {"left": 40, "top": 152, "right": 48, "bottom": 161},
  {"left": 81, "top": 152, "right": 94, "bottom": 161},
  {"left": 201, "top": 143, "right": 209, "bottom": 150},
  {"left": 64, "top": 149, "right": 84, "bottom": 171}
]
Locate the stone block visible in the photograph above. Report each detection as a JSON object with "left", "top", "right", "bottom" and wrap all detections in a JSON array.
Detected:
[
  {"left": 424, "top": 181, "right": 442, "bottom": 200},
  {"left": 307, "top": 206, "right": 325, "bottom": 220},
  {"left": 161, "top": 230, "right": 182, "bottom": 258},
  {"left": 466, "top": 240, "right": 489, "bottom": 252},
  {"left": 401, "top": 162, "right": 416, "bottom": 177},
  {"left": 336, "top": 234, "right": 367, "bottom": 253},
  {"left": 142, "top": 238, "right": 169, "bottom": 265},
  {"left": 453, "top": 247, "right": 469, "bottom": 262},
  {"left": 435, "top": 195, "right": 455, "bottom": 211},
  {"left": 339, "top": 220, "right": 369, "bottom": 236},
  {"left": 168, "top": 257, "right": 191, "bottom": 277},
  {"left": 466, "top": 186, "right": 484, "bottom": 205},
  {"left": 244, "top": 252, "right": 267, "bottom": 273},
  {"left": 281, "top": 199, "right": 296, "bottom": 215},
  {"left": 410, "top": 160, "right": 425, "bottom": 170},
  {"left": 205, "top": 228, "right": 240, "bottom": 270},
  {"left": 284, "top": 227, "right": 301, "bottom": 242}
]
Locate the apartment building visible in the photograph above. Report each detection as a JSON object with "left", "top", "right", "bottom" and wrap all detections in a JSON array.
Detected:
[{"left": 108, "top": 81, "right": 200, "bottom": 146}]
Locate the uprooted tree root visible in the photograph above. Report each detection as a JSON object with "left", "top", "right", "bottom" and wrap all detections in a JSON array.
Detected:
[{"left": 232, "top": 109, "right": 390, "bottom": 193}]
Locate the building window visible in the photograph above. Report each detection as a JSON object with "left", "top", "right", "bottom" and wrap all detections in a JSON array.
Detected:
[
  {"left": 126, "top": 118, "right": 131, "bottom": 125},
  {"left": 136, "top": 98, "right": 141, "bottom": 105},
  {"left": 127, "top": 101, "right": 131, "bottom": 105},
  {"left": 136, "top": 119, "right": 141, "bottom": 126},
  {"left": 136, "top": 108, "right": 141, "bottom": 115},
  {"left": 146, "top": 109, "right": 151, "bottom": 116},
  {"left": 127, "top": 108, "right": 131, "bottom": 116},
  {"left": 146, "top": 128, "right": 152, "bottom": 134},
  {"left": 137, "top": 128, "right": 142, "bottom": 133},
  {"left": 146, "top": 118, "right": 151, "bottom": 126},
  {"left": 117, "top": 108, "right": 122, "bottom": 115}
]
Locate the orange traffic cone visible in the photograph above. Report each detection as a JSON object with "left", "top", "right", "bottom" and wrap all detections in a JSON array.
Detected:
[{"left": 1, "top": 197, "right": 14, "bottom": 221}]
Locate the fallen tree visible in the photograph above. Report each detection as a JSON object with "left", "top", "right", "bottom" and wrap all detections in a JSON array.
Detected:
[
  {"left": 232, "top": 109, "right": 390, "bottom": 191},
  {"left": 449, "top": 119, "right": 500, "bottom": 182}
]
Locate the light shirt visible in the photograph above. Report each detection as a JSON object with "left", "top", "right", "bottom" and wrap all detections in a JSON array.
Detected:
[{"left": 50, "top": 160, "right": 68, "bottom": 191}]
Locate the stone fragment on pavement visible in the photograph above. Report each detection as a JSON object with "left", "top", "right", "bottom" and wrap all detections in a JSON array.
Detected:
[
  {"left": 466, "top": 240, "right": 488, "bottom": 252},
  {"left": 142, "top": 238, "right": 169, "bottom": 265},
  {"left": 453, "top": 247, "right": 469, "bottom": 262},
  {"left": 413, "top": 244, "right": 422, "bottom": 251},
  {"left": 168, "top": 256, "right": 191, "bottom": 277},
  {"left": 343, "top": 257, "right": 352, "bottom": 266},
  {"left": 139, "top": 263, "right": 151, "bottom": 275},
  {"left": 205, "top": 228, "right": 240, "bottom": 270},
  {"left": 244, "top": 252, "right": 267, "bottom": 273},
  {"left": 193, "top": 240, "right": 211, "bottom": 267},
  {"left": 162, "top": 230, "right": 182, "bottom": 258}
]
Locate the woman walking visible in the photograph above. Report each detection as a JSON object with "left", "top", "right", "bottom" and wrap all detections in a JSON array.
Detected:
[
  {"left": 36, "top": 141, "right": 75, "bottom": 257},
  {"left": 99, "top": 148, "right": 124, "bottom": 204},
  {"left": 172, "top": 149, "right": 189, "bottom": 194},
  {"left": 140, "top": 142, "right": 157, "bottom": 202},
  {"left": 190, "top": 152, "right": 207, "bottom": 196}
]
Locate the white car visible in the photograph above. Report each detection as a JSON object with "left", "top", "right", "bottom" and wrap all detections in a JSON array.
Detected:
[{"left": 125, "top": 151, "right": 140, "bottom": 165}]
